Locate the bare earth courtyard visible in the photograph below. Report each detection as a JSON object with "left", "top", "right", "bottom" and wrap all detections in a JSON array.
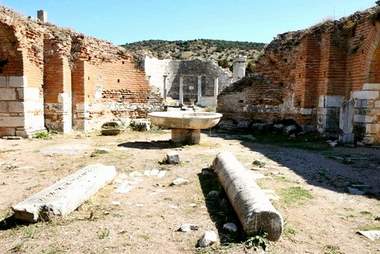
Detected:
[{"left": 0, "top": 130, "right": 379, "bottom": 254}]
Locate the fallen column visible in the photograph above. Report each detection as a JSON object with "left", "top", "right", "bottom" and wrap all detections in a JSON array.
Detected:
[
  {"left": 12, "top": 164, "right": 117, "bottom": 222},
  {"left": 212, "top": 152, "right": 283, "bottom": 241}
]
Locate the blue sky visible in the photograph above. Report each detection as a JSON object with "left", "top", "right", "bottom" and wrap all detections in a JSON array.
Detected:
[{"left": 0, "top": 0, "right": 376, "bottom": 44}]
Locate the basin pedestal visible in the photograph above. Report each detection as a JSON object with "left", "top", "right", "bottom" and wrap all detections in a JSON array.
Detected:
[{"left": 171, "top": 129, "right": 200, "bottom": 145}]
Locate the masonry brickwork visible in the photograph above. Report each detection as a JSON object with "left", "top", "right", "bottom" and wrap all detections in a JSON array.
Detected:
[
  {"left": 0, "top": 6, "right": 161, "bottom": 137},
  {"left": 218, "top": 5, "right": 380, "bottom": 144}
]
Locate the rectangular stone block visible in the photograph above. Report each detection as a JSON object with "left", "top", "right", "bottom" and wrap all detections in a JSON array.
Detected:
[
  {"left": 8, "top": 102, "right": 24, "bottom": 113},
  {"left": 363, "top": 83, "right": 380, "bottom": 91},
  {"left": 8, "top": 76, "right": 25, "bottom": 88},
  {"left": 375, "top": 101, "right": 380, "bottom": 108},
  {"left": 0, "top": 127, "right": 16, "bottom": 136},
  {"left": 0, "top": 88, "right": 16, "bottom": 100},
  {"left": 0, "top": 116, "right": 24, "bottom": 127},
  {"left": 365, "top": 124, "right": 380, "bottom": 134},
  {"left": 0, "top": 101, "right": 8, "bottom": 112},
  {"left": 16, "top": 88, "right": 24, "bottom": 100},
  {"left": 0, "top": 76, "right": 8, "bottom": 88},
  {"left": 355, "top": 99, "right": 369, "bottom": 108},
  {"left": 354, "top": 115, "right": 375, "bottom": 123},
  {"left": 352, "top": 91, "right": 379, "bottom": 100},
  {"left": 321, "top": 96, "right": 344, "bottom": 108}
]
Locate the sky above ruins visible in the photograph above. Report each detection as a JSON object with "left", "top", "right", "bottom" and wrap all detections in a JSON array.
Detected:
[{"left": 0, "top": 0, "right": 376, "bottom": 44}]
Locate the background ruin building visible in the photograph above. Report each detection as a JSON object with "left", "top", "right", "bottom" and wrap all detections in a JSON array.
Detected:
[
  {"left": 144, "top": 56, "right": 246, "bottom": 107},
  {"left": 0, "top": 7, "right": 161, "bottom": 137},
  {"left": 218, "top": 5, "right": 380, "bottom": 144}
]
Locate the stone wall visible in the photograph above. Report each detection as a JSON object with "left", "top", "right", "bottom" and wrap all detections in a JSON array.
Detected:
[
  {"left": 144, "top": 56, "right": 232, "bottom": 107},
  {"left": 0, "top": 6, "right": 161, "bottom": 136},
  {"left": 218, "top": 5, "right": 380, "bottom": 144}
]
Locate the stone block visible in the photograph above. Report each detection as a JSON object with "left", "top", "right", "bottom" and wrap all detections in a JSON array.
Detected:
[
  {"left": 0, "top": 116, "right": 24, "bottom": 127},
  {"left": 8, "top": 102, "right": 24, "bottom": 113},
  {"left": 8, "top": 76, "right": 25, "bottom": 88},
  {"left": 375, "top": 101, "right": 380, "bottom": 108},
  {"left": 0, "top": 127, "right": 16, "bottom": 136},
  {"left": 352, "top": 91, "right": 379, "bottom": 100},
  {"left": 354, "top": 115, "right": 375, "bottom": 123},
  {"left": 16, "top": 88, "right": 24, "bottom": 100},
  {"left": 318, "top": 96, "right": 343, "bottom": 108},
  {"left": 0, "top": 88, "right": 16, "bottom": 100},
  {"left": 355, "top": 99, "right": 369, "bottom": 108},
  {"left": 363, "top": 83, "right": 380, "bottom": 91},
  {"left": 165, "top": 151, "right": 180, "bottom": 164},
  {"left": 365, "top": 124, "right": 380, "bottom": 134},
  {"left": 0, "top": 76, "right": 7, "bottom": 88},
  {"left": 0, "top": 102, "right": 8, "bottom": 112}
]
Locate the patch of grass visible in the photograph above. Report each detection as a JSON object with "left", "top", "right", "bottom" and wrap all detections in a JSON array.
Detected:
[
  {"left": 22, "top": 226, "right": 37, "bottom": 239},
  {"left": 323, "top": 245, "right": 343, "bottom": 254},
  {"left": 284, "top": 223, "right": 297, "bottom": 239},
  {"left": 97, "top": 228, "right": 110, "bottom": 239},
  {"left": 32, "top": 131, "right": 51, "bottom": 140},
  {"left": 358, "top": 224, "right": 380, "bottom": 231},
  {"left": 280, "top": 186, "right": 313, "bottom": 206},
  {"left": 41, "top": 246, "right": 64, "bottom": 254},
  {"left": 8, "top": 241, "right": 24, "bottom": 253},
  {"left": 138, "top": 234, "right": 150, "bottom": 241}
]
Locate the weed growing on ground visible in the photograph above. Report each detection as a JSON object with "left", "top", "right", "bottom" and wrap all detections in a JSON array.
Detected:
[
  {"left": 32, "top": 131, "right": 51, "bottom": 140},
  {"left": 323, "top": 245, "right": 343, "bottom": 254},
  {"left": 283, "top": 223, "right": 297, "bottom": 240},
  {"left": 244, "top": 231, "right": 268, "bottom": 251},
  {"left": 280, "top": 186, "right": 313, "bottom": 206},
  {"left": 97, "top": 228, "right": 110, "bottom": 239}
]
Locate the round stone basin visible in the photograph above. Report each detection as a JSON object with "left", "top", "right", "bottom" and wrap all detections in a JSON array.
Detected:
[{"left": 148, "top": 111, "right": 223, "bottom": 145}]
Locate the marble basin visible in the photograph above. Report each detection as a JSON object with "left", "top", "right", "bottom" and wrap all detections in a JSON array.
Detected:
[{"left": 148, "top": 111, "right": 223, "bottom": 144}]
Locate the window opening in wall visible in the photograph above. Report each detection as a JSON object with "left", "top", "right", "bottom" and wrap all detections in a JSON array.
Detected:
[
  {"left": 122, "top": 61, "right": 125, "bottom": 64},
  {"left": 239, "top": 100, "right": 244, "bottom": 103},
  {"left": 117, "top": 79, "right": 120, "bottom": 83},
  {"left": 88, "top": 76, "right": 90, "bottom": 80}
]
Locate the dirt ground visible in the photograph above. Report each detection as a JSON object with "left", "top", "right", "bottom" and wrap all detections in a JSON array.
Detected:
[{"left": 0, "top": 129, "right": 379, "bottom": 254}]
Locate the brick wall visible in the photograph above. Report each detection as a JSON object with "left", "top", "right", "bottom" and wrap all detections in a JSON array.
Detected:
[{"left": 218, "top": 5, "right": 380, "bottom": 143}]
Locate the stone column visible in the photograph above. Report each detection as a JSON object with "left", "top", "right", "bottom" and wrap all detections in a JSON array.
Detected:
[
  {"left": 197, "top": 75, "right": 202, "bottom": 105},
  {"left": 163, "top": 75, "right": 167, "bottom": 101},
  {"left": 179, "top": 76, "right": 184, "bottom": 105},
  {"left": 214, "top": 78, "right": 219, "bottom": 104}
]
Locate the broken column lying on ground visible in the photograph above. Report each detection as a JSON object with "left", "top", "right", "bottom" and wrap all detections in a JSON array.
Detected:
[
  {"left": 12, "top": 164, "right": 117, "bottom": 222},
  {"left": 212, "top": 152, "right": 283, "bottom": 241}
]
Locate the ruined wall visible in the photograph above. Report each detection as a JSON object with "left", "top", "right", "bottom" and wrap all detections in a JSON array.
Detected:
[
  {"left": 145, "top": 56, "right": 232, "bottom": 106},
  {"left": 0, "top": 6, "right": 161, "bottom": 136},
  {"left": 75, "top": 59, "right": 158, "bottom": 131},
  {"left": 218, "top": 5, "right": 380, "bottom": 143}
]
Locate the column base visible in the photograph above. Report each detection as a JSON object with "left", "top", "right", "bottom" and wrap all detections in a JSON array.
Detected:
[{"left": 171, "top": 129, "right": 201, "bottom": 145}]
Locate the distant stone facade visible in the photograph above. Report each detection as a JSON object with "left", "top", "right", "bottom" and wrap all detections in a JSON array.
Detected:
[
  {"left": 0, "top": 7, "right": 161, "bottom": 137},
  {"left": 218, "top": 5, "right": 380, "bottom": 144},
  {"left": 144, "top": 56, "right": 236, "bottom": 107}
]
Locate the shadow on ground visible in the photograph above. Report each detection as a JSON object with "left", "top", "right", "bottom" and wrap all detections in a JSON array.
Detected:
[
  {"left": 197, "top": 168, "right": 246, "bottom": 245},
  {"left": 0, "top": 215, "right": 28, "bottom": 231},
  {"left": 207, "top": 130, "right": 380, "bottom": 201},
  {"left": 118, "top": 140, "right": 181, "bottom": 150}
]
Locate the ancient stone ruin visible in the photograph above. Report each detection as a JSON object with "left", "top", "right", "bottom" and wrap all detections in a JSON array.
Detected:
[
  {"left": 218, "top": 6, "right": 380, "bottom": 144},
  {"left": 0, "top": 7, "right": 161, "bottom": 137},
  {"left": 144, "top": 56, "right": 245, "bottom": 107}
]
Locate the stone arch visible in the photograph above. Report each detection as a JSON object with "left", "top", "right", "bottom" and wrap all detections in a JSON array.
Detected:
[{"left": 0, "top": 22, "right": 23, "bottom": 76}]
